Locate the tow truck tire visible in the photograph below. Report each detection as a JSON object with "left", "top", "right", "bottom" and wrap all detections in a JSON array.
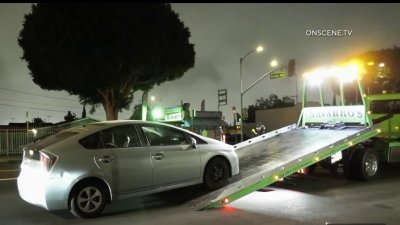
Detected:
[
  {"left": 352, "top": 148, "right": 379, "bottom": 181},
  {"left": 204, "top": 157, "right": 229, "bottom": 191}
]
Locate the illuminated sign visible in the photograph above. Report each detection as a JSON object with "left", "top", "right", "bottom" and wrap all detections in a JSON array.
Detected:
[
  {"left": 164, "top": 106, "right": 183, "bottom": 122},
  {"left": 302, "top": 105, "right": 365, "bottom": 124},
  {"left": 270, "top": 72, "right": 285, "bottom": 79}
]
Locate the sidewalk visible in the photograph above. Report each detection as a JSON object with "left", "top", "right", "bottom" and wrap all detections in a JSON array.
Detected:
[{"left": 0, "top": 156, "right": 22, "bottom": 164}]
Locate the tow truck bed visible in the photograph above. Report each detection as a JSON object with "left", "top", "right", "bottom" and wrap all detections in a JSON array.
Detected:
[{"left": 188, "top": 124, "right": 380, "bottom": 210}]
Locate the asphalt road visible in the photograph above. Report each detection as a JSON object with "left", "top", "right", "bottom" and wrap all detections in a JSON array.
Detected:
[
  {"left": 0, "top": 163, "right": 19, "bottom": 181},
  {"left": 0, "top": 162, "right": 399, "bottom": 225}
]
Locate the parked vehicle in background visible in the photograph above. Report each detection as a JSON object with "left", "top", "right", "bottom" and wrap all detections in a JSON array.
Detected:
[{"left": 17, "top": 120, "right": 239, "bottom": 218}]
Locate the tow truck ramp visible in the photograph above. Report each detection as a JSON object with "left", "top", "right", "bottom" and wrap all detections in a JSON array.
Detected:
[{"left": 188, "top": 124, "right": 381, "bottom": 210}]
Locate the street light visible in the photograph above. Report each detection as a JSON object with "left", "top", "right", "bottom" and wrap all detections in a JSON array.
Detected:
[
  {"left": 240, "top": 59, "right": 284, "bottom": 142},
  {"left": 270, "top": 60, "right": 278, "bottom": 68},
  {"left": 239, "top": 46, "right": 263, "bottom": 142}
]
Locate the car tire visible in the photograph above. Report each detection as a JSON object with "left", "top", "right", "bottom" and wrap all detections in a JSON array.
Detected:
[
  {"left": 203, "top": 157, "right": 229, "bottom": 191},
  {"left": 352, "top": 147, "right": 379, "bottom": 181},
  {"left": 70, "top": 182, "right": 107, "bottom": 218}
]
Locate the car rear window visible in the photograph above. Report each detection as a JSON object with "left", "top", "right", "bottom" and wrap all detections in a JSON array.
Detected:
[
  {"left": 79, "top": 132, "right": 102, "bottom": 149},
  {"left": 34, "top": 131, "right": 79, "bottom": 148}
]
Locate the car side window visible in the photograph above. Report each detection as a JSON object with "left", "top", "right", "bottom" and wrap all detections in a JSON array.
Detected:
[
  {"left": 79, "top": 132, "right": 102, "bottom": 149},
  {"left": 79, "top": 125, "right": 141, "bottom": 149},
  {"left": 100, "top": 125, "right": 141, "bottom": 148},
  {"left": 140, "top": 124, "right": 190, "bottom": 146}
]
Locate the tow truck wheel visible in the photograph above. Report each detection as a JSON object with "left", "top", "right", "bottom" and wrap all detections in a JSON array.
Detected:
[
  {"left": 204, "top": 157, "right": 229, "bottom": 191},
  {"left": 352, "top": 148, "right": 379, "bottom": 181}
]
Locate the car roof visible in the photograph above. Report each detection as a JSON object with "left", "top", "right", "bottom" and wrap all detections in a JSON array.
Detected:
[
  {"left": 68, "top": 120, "right": 190, "bottom": 134},
  {"left": 93, "top": 120, "right": 169, "bottom": 126}
]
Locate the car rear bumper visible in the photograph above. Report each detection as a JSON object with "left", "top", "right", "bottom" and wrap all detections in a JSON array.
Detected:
[
  {"left": 17, "top": 165, "right": 69, "bottom": 211},
  {"left": 18, "top": 166, "right": 49, "bottom": 210}
]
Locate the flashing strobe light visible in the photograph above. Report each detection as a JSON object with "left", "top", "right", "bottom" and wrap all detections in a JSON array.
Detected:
[
  {"left": 337, "top": 63, "right": 360, "bottom": 83},
  {"left": 303, "top": 63, "right": 362, "bottom": 85},
  {"left": 222, "top": 198, "right": 230, "bottom": 205}
]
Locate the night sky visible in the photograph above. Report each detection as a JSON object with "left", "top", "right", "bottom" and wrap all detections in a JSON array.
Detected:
[{"left": 1, "top": 3, "right": 400, "bottom": 125}]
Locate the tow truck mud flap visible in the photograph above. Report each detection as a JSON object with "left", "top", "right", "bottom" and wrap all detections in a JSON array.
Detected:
[{"left": 188, "top": 125, "right": 381, "bottom": 210}]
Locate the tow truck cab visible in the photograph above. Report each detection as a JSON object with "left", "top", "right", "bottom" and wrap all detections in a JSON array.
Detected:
[
  {"left": 366, "top": 94, "right": 400, "bottom": 163},
  {"left": 299, "top": 62, "right": 400, "bottom": 180}
]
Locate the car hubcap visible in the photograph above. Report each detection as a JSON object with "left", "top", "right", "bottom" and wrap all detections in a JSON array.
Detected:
[
  {"left": 77, "top": 187, "right": 102, "bottom": 213},
  {"left": 212, "top": 165, "right": 223, "bottom": 182},
  {"left": 365, "top": 154, "right": 378, "bottom": 176}
]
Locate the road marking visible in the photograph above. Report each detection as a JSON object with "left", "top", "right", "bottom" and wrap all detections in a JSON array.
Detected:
[{"left": 0, "top": 178, "right": 17, "bottom": 181}]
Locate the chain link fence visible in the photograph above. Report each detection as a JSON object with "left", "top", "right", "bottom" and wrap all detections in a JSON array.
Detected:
[{"left": 0, "top": 118, "right": 99, "bottom": 156}]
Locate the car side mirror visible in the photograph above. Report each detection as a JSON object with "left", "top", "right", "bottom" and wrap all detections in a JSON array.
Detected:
[{"left": 190, "top": 137, "right": 197, "bottom": 149}]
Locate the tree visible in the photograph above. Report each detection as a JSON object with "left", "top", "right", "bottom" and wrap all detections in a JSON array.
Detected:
[
  {"left": 356, "top": 46, "right": 400, "bottom": 94},
  {"left": 18, "top": 3, "right": 195, "bottom": 120},
  {"left": 81, "top": 105, "right": 86, "bottom": 118},
  {"left": 332, "top": 46, "right": 400, "bottom": 104},
  {"left": 129, "top": 104, "right": 153, "bottom": 121},
  {"left": 64, "top": 111, "right": 76, "bottom": 122},
  {"left": 255, "top": 97, "right": 269, "bottom": 109},
  {"left": 247, "top": 94, "right": 294, "bottom": 118},
  {"left": 32, "top": 117, "right": 45, "bottom": 125}
]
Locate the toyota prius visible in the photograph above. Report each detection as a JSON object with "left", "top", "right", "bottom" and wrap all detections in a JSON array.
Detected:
[{"left": 17, "top": 120, "right": 239, "bottom": 218}]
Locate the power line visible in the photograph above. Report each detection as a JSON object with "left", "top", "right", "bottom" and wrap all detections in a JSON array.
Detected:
[
  {"left": 0, "top": 87, "right": 77, "bottom": 101},
  {"left": 0, "top": 97, "right": 82, "bottom": 109},
  {"left": 0, "top": 103, "right": 68, "bottom": 113},
  {"left": 0, "top": 87, "right": 135, "bottom": 113}
]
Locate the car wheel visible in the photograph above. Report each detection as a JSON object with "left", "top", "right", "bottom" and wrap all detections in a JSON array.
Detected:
[
  {"left": 70, "top": 183, "right": 107, "bottom": 218},
  {"left": 204, "top": 157, "right": 229, "bottom": 191},
  {"left": 351, "top": 148, "right": 379, "bottom": 181}
]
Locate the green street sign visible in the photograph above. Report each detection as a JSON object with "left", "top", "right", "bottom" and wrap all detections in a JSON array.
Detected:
[{"left": 270, "top": 72, "right": 285, "bottom": 79}]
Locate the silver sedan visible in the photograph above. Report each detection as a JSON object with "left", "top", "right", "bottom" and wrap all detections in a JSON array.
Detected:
[{"left": 17, "top": 120, "right": 239, "bottom": 218}]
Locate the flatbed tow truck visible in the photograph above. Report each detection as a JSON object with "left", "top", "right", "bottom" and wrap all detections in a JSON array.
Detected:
[{"left": 188, "top": 62, "right": 399, "bottom": 210}]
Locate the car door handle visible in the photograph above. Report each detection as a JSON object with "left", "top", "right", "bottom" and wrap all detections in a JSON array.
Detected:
[
  {"left": 99, "top": 155, "right": 114, "bottom": 163},
  {"left": 152, "top": 153, "right": 165, "bottom": 160}
]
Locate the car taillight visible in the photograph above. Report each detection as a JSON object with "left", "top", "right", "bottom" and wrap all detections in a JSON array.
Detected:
[{"left": 40, "top": 151, "right": 58, "bottom": 172}]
